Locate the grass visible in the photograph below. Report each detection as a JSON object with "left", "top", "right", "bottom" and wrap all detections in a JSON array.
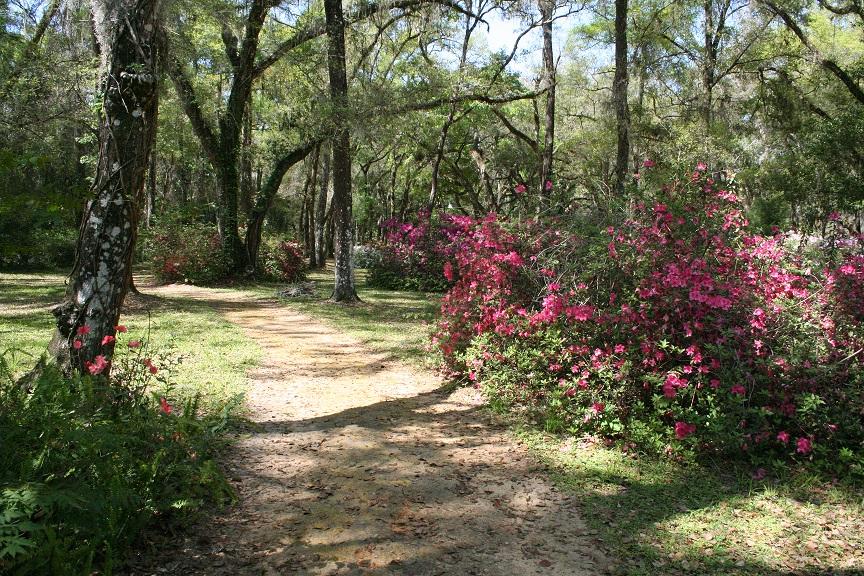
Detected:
[
  {"left": 251, "top": 265, "right": 441, "bottom": 366},
  {"left": 0, "top": 272, "right": 67, "bottom": 374},
  {"left": 0, "top": 272, "right": 259, "bottom": 412},
  {"left": 515, "top": 428, "right": 864, "bottom": 575}
]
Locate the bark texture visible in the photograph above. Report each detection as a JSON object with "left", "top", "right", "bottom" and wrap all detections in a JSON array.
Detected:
[
  {"left": 325, "top": 0, "right": 359, "bottom": 302},
  {"left": 50, "top": 0, "right": 160, "bottom": 374},
  {"left": 539, "top": 0, "right": 556, "bottom": 197},
  {"left": 612, "top": 0, "right": 630, "bottom": 196},
  {"left": 244, "top": 142, "right": 318, "bottom": 269}
]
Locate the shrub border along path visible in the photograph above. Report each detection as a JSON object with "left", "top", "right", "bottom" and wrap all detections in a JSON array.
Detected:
[{"left": 122, "top": 282, "right": 611, "bottom": 576}]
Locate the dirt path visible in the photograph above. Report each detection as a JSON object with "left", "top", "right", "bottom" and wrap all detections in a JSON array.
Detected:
[{"left": 125, "top": 284, "right": 612, "bottom": 576}]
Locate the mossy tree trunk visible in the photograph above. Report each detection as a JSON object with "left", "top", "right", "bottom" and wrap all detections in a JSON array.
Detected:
[{"left": 49, "top": 0, "right": 160, "bottom": 375}]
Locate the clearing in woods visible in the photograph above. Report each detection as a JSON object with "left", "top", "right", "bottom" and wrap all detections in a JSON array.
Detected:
[{"left": 122, "top": 282, "right": 611, "bottom": 576}]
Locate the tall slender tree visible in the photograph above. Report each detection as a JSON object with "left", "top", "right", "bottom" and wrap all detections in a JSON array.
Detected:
[
  {"left": 325, "top": 0, "right": 359, "bottom": 302},
  {"left": 612, "top": 0, "right": 630, "bottom": 195}
]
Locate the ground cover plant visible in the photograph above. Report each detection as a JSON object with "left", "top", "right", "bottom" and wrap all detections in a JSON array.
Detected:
[
  {"left": 0, "top": 274, "right": 259, "bottom": 575},
  {"left": 425, "top": 167, "right": 864, "bottom": 483}
]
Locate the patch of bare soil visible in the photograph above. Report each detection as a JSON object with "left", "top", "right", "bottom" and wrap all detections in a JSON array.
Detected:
[{"left": 123, "top": 283, "right": 612, "bottom": 576}]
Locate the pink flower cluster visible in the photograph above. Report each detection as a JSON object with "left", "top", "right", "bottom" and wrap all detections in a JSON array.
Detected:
[{"left": 427, "top": 166, "right": 864, "bottom": 469}]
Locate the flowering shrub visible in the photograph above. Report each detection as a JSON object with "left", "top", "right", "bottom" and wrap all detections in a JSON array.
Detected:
[
  {"left": 432, "top": 169, "right": 864, "bottom": 479},
  {"left": 257, "top": 239, "right": 308, "bottom": 282},
  {"left": 144, "top": 220, "right": 230, "bottom": 285},
  {"left": 0, "top": 328, "right": 238, "bottom": 575},
  {"left": 367, "top": 211, "right": 462, "bottom": 292}
]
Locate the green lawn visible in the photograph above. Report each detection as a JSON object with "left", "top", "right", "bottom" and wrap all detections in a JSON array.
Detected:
[{"left": 0, "top": 272, "right": 259, "bottom": 411}]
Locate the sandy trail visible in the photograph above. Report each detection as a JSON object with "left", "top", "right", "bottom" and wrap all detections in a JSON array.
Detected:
[{"left": 124, "top": 283, "right": 611, "bottom": 576}]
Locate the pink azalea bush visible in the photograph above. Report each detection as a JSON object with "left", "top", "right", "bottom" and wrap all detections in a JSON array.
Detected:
[
  {"left": 145, "top": 220, "right": 230, "bottom": 285},
  {"left": 257, "top": 239, "right": 308, "bottom": 282},
  {"left": 367, "top": 211, "right": 464, "bottom": 292},
  {"left": 429, "top": 169, "right": 864, "bottom": 479}
]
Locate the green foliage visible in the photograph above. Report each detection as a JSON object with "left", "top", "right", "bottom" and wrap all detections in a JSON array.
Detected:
[
  {"left": 0, "top": 347, "right": 238, "bottom": 575},
  {"left": 0, "top": 151, "right": 84, "bottom": 270}
]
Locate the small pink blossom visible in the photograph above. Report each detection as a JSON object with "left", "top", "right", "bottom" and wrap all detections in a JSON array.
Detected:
[
  {"left": 797, "top": 437, "right": 812, "bottom": 455},
  {"left": 101, "top": 335, "right": 116, "bottom": 345},
  {"left": 696, "top": 163, "right": 707, "bottom": 170},
  {"left": 675, "top": 422, "right": 696, "bottom": 439},
  {"left": 158, "top": 397, "right": 173, "bottom": 414},
  {"left": 443, "top": 261, "right": 454, "bottom": 281},
  {"left": 115, "top": 325, "right": 127, "bottom": 333},
  {"left": 72, "top": 340, "right": 83, "bottom": 349},
  {"left": 777, "top": 431, "right": 789, "bottom": 444},
  {"left": 591, "top": 402, "right": 605, "bottom": 415},
  {"left": 128, "top": 340, "right": 140, "bottom": 349},
  {"left": 829, "top": 211, "right": 840, "bottom": 221},
  {"left": 85, "top": 355, "right": 109, "bottom": 376},
  {"left": 545, "top": 180, "right": 553, "bottom": 191},
  {"left": 515, "top": 184, "right": 526, "bottom": 194},
  {"left": 643, "top": 159, "right": 654, "bottom": 167},
  {"left": 76, "top": 325, "right": 91, "bottom": 336},
  {"left": 731, "top": 385, "right": 746, "bottom": 396}
]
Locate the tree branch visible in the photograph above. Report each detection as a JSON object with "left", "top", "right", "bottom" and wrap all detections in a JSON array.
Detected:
[{"left": 759, "top": 0, "right": 864, "bottom": 106}]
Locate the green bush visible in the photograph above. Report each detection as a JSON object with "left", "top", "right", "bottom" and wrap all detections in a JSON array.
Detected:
[{"left": 0, "top": 344, "right": 239, "bottom": 575}]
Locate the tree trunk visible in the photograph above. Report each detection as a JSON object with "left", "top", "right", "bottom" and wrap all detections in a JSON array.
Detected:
[
  {"left": 539, "top": 0, "right": 556, "bottom": 197},
  {"left": 702, "top": 0, "right": 716, "bottom": 130},
  {"left": 612, "top": 0, "right": 630, "bottom": 196},
  {"left": 428, "top": 105, "right": 457, "bottom": 212},
  {"left": 49, "top": 0, "right": 160, "bottom": 375},
  {"left": 240, "top": 108, "right": 254, "bottom": 217},
  {"left": 315, "top": 140, "right": 331, "bottom": 268},
  {"left": 307, "top": 143, "right": 321, "bottom": 266},
  {"left": 325, "top": 0, "right": 358, "bottom": 302},
  {"left": 244, "top": 142, "right": 317, "bottom": 270},
  {"left": 146, "top": 142, "right": 157, "bottom": 228}
]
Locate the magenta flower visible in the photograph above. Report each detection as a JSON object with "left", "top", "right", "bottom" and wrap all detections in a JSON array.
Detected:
[
  {"left": 76, "top": 325, "right": 91, "bottom": 336},
  {"left": 643, "top": 159, "right": 654, "bottom": 167},
  {"left": 73, "top": 340, "right": 83, "bottom": 350},
  {"left": 777, "top": 431, "right": 789, "bottom": 444},
  {"left": 86, "top": 355, "right": 109, "bottom": 375},
  {"left": 516, "top": 184, "right": 526, "bottom": 194},
  {"left": 591, "top": 402, "right": 605, "bottom": 415},
  {"left": 101, "top": 335, "right": 116, "bottom": 345},
  {"left": 443, "top": 261, "right": 454, "bottom": 281},
  {"left": 158, "top": 397, "right": 173, "bottom": 414},
  {"left": 115, "top": 325, "right": 127, "bottom": 333},
  {"left": 545, "top": 180, "right": 553, "bottom": 191},
  {"left": 696, "top": 163, "right": 707, "bottom": 170},
  {"left": 731, "top": 385, "right": 746, "bottom": 396},
  {"left": 797, "top": 437, "right": 812, "bottom": 455},
  {"left": 675, "top": 422, "right": 696, "bottom": 439},
  {"left": 128, "top": 340, "right": 140, "bottom": 349},
  {"left": 829, "top": 211, "right": 840, "bottom": 221}
]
